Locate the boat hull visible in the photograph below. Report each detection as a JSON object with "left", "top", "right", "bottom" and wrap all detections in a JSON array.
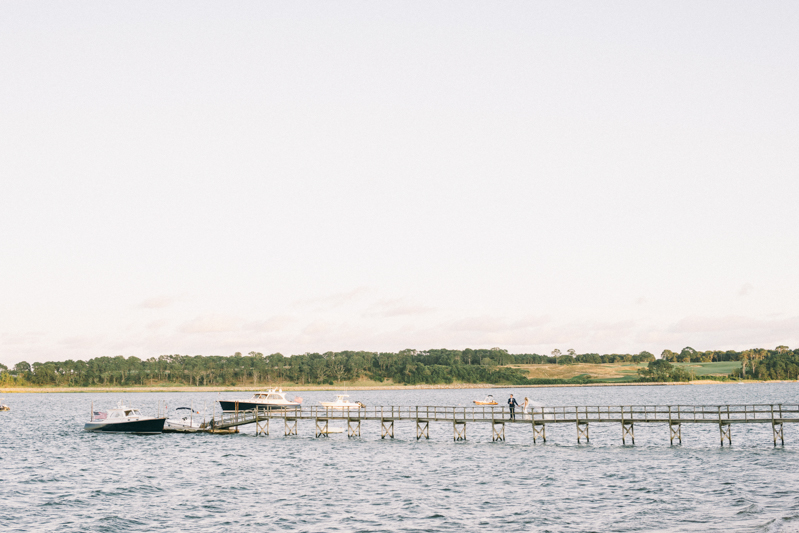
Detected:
[
  {"left": 164, "top": 421, "right": 206, "bottom": 433},
  {"left": 84, "top": 418, "right": 166, "bottom": 434},
  {"left": 218, "top": 401, "right": 299, "bottom": 412}
]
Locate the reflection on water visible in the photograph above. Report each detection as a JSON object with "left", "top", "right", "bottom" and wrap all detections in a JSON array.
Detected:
[{"left": 1, "top": 383, "right": 798, "bottom": 532}]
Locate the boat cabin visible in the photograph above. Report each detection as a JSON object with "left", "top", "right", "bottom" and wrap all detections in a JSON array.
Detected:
[
  {"left": 249, "top": 389, "right": 289, "bottom": 401},
  {"left": 108, "top": 407, "right": 143, "bottom": 419},
  {"left": 251, "top": 391, "right": 286, "bottom": 401},
  {"left": 99, "top": 401, "right": 146, "bottom": 421}
]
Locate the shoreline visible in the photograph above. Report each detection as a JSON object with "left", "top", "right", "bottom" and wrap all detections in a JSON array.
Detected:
[{"left": 2, "top": 380, "right": 793, "bottom": 394}]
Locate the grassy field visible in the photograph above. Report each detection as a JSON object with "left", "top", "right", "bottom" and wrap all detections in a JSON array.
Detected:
[
  {"left": 507, "top": 363, "right": 644, "bottom": 382},
  {"left": 672, "top": 361, "right": 741, "bottom": 376}
]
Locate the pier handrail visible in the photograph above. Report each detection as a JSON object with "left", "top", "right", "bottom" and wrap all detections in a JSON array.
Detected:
[{"left": 210, "top": 403, "right": 799, "bottom": 430}]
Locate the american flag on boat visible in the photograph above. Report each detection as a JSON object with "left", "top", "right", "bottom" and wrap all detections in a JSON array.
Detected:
[{"left": 93, "top": 411, "right": 107, "bottom": 420}]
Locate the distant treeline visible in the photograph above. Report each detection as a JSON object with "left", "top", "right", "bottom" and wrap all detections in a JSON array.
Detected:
[{"left": 0, "top": 346, "right": 796, "bottom": 387}]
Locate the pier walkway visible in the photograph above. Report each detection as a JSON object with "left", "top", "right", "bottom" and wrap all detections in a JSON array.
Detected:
[{"left": 208, "top": 404, "right": 799, "bottom": 446}]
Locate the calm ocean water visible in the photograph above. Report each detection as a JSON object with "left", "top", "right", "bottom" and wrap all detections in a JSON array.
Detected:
[{"left": 2, "top": 383, "right": 799, "bottom": 532}]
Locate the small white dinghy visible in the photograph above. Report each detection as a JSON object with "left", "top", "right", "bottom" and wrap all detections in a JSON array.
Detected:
[
  {"left": 0, "top": 398, "right": 9, "bottom": 411},
  {"left": 164, "top": 406, "right": 207, "bottom": 433}
]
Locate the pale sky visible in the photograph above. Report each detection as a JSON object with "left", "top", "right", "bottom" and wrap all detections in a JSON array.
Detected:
[{"left": 2, "top": 2, "right": 798, "bottom": 367}]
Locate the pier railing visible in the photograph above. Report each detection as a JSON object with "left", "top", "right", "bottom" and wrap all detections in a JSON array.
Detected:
[
  {"left": 213, "top": 404, "right": 799, "bottom": 425},
  {"left": 208, "top": 403, "right": 799, "bottom": 445}
]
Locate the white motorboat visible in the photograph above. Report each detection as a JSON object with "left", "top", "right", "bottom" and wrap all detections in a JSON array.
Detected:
[
  {"left": 0, "top": 398, "right": 9, "bottom": 411},
  {"left": 164, "top": 406, "right": 207, "bottom": 433},
  {"left": 319, "top": 394, "right": 364, "bottom": 409},
  {"left": 84, "top": 401, "right": 165, "bottom": 434},
  {"left": 219, "top": 388, "right": 302, "bottom": 412}
]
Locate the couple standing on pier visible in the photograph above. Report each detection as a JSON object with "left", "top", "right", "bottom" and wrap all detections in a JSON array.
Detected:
[{"left": 507, "top": 394, "right": 530, "bottom": 420}]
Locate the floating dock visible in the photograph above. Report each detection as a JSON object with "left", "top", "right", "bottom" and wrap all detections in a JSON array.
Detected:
[{"left": 208, "top": 404, "right": 799, "bottom": 446}]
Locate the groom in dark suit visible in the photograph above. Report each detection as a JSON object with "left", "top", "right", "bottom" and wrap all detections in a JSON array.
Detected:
[{"left": 507, "top": 394, "right": 519, "bottom": 420}]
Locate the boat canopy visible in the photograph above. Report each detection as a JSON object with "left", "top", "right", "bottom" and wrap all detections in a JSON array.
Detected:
[{"left": 252, "top": 391, "right": 287, "bottom": 400}]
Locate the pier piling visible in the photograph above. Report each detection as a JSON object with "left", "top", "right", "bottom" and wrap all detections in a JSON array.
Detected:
[
  {"left": 453, "top": 420, "right": 466, "bottom": 441},
  {"left": 381, "top": 419, "right": 394, "bottom": 439},
  {"left": 315, "top": 418, "right": 328, "bottom": 438},
  {"left": 416, "top": 420, "right": 429, "bottom": 440},
  {"left": 255, "top": 417, "right": 269, "bottom": 436},
  {"left": 348, "top": 418, "right": 361, "bottom": 438},
  {"left": 719, "top": 421, "right": 732, "bottom": 446},
  {"left": 532, "top": 421, "right": 546, "bottom": 443},
  {"left": 669, "top": 421, "right": 682, "bottom": 445},
  {"left": 492, "top": 420, "right": 505, "bottom": 442},
  {"left": 622, "top": 422, "right": 635, "bottom": 445}
]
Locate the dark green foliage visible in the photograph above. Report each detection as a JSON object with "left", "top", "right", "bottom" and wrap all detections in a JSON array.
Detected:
[
  {"left": 637, "top": 359, "right": 692, "bottom": 382},
  {"left": 661, "top": 348, "right": 746, "bottom": 363},
  {"left": 5, "top": 347, "right": 791, "bottom": 387},
  {"left": 751, "top": 351, "right": 799, "bottom": 380}
]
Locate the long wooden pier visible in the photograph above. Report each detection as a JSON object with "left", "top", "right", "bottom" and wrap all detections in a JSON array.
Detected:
[{"left": 207, "top": 404, "right": 799, "bottom": 446}]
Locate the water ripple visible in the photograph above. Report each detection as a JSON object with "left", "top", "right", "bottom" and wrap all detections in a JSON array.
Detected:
[{"left": 2, "top": 385, "right": 799, "bottom": 531}]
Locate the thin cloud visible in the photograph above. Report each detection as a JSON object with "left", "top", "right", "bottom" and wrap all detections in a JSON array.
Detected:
[
  {"left": 509, "top": 315, "right": 551, "bottom": 329},
  {"left": 668, "top": 315, "right": 799, "bottom": 337},
  {"left": 146, "top": 319, "right": 169, "bottom": 331},
  {"left": 301, "top": 320, "right": 335, "bottom": 336},
  {"left": 364, "top": 299, "right": 435, "bottom": 318},
  {"left": 448, "top": 316, "right": 510, "bottom": 333},
  {"left": 0, "top": 331, "right": 46, "bottom": 346},
  {"left": 179, "top": 314, "right": 242, "bottom": 334},
  {"left": 448, "top": 315, "right": 550, "bottom": 334},
  {"left": 292, "top": 287, "right": 372, "bottom": 310},
  {"left": 669, "top": 315, "right": 765, "bottom": 334},
  {"left": 58, "top": 336, "right": 96, "bottom": 348},
  {"left": 244, "top": 315, "right": 296, "bottom": 333},
  {"left": 738, "top": 283, "right": 754, "bottom": 297},
  {"left": 640, "top": 315, "right": 799, "bottom": 351},
  {"left": 138, "top": 295, "right": 176, "bottom": 309}
]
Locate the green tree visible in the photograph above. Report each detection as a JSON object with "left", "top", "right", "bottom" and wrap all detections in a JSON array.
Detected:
[
  {"left": 638, "top": 351, "right": 655, "bottom": 362},
  {"left": 679, "top": 347, "right": 697, "bottom": 363},
  {"left": 660, "top": 349, "right": 677, "bottom": 362}
]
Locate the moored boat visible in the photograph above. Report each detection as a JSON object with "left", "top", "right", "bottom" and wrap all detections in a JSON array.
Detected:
[
  {"left": 164, "top": 406, "right": 207, "bottom": 433},
  {"left": 84, "top": 401, "right": 166, "bottom": 434},
  {"left": 319, "top": 394, "right": 364, "bottom": 409},
  {"left": 218, "top": 388, "right": 302, "bottom": 412},
  {"left": 0, "top": 398, "right": 9, "bottom": 411},
  {"left": 474, "top": 394, "right": 498, "bottom": 405}
]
